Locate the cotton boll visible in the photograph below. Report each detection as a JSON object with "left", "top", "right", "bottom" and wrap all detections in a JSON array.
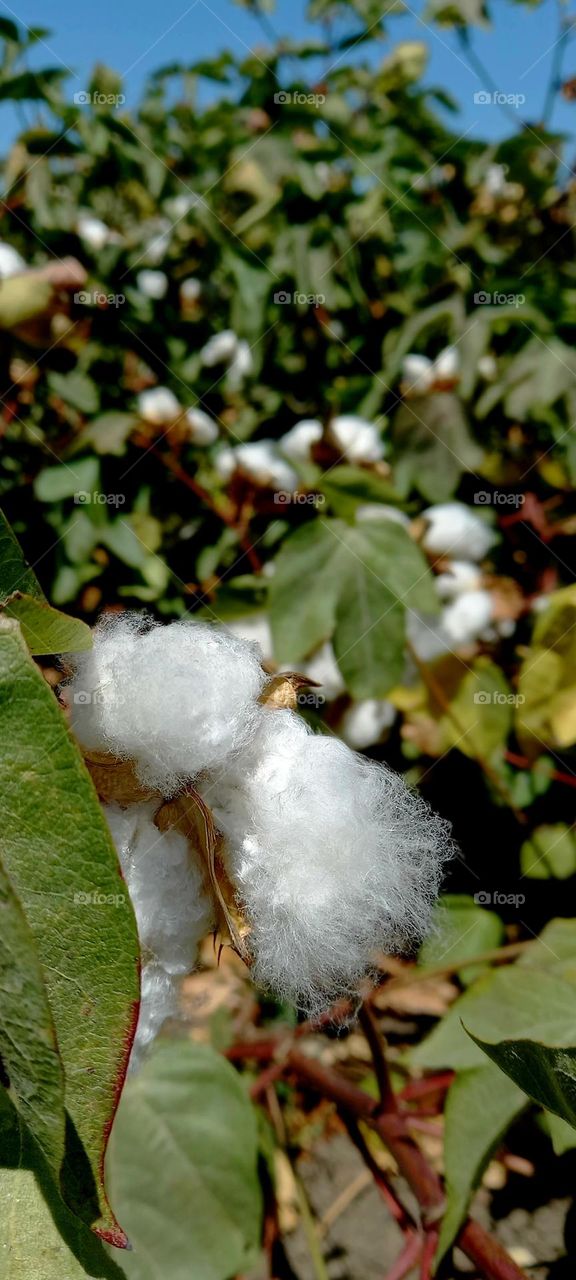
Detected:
[
  {"left": 136, "top": 269, "right": 168, "bottom": 300},
  {"left": 433, "top": 345, "right": 460, "bottom": 383},
  {"left": 137, "top": 386, "right": 180, "bottom": 425},
  {"left": 279, "top": 419, "right": 323, "bottom": 463},
  {"left": 201, "top": 329, "right": 239, "bottom": 366},
  {"left": 406, "top": 610, "right": 452, "bottom": 664},
  {"left": 340, "top": 699, "right": 396, "bottom": 750},
  {"left": 329, "top": 415, "right": 384, "bottom": 463},
  {"left": 478, "top": 353, "right": 498, "bottom": 381},
  {"left": 0, "top": 242, "right": 26, "bottom": 278},
  {"left": 435, "top": 560, "right": 482, "bottom": 601},
  {"left": 485, "top": 163, "right": 507, "bottom": 197},
  {"left": 208, "top": 710, "right": 451, "bottom": 1013},
  {"left": 130, "top": 963, "right": 180, "bottom": 1070},
  {"left": 401, "top": 354, "right": 434, "bottom": 394},
  {"left": 356, "top": 504, "right": 410, "bottom": 527},
  {"left": 235, "top": 441, "right": 298, "bottom": 491},
  {"left": 301, "top": 642, "right": 346, "bottom": 700},
  {"left": 77, "top": 214, "right": 111, "bottom": 252},
  {"left": 422, "top": 503, "right": 496, "bottom": 562},
  {"left": 227, "top": 339, "right": 253, "bottom": 390},
  {"left": 184, "top": 407, "right": 219, "bottom": 445},
  {"left": 214, "top": 444, "right": 237, "bottom": 482},
  {"left": 68, "top": 613, "right": 268, "bottom": 795},
  {"left": 179, "top": 277, "right": 202, "bottom": 303},
  {"left": 441, "top": 589, "right": 493, "bottom": 647}
]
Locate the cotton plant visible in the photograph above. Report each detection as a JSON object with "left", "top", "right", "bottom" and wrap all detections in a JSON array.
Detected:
[
  {"left": 135, "top": 269, "right": 169, "bottom": 300},
  {"left": 66, "top": 613, "right": 452, "bottom": 1064},
  {"left": 76, "top": 213, "right": 113, "bottom": 252},
  {"left": 401, "top": 345, "right": 460, "bottom": 396},
  {"left": 200, "top": 329, "right": 254, "bottom": 388}
]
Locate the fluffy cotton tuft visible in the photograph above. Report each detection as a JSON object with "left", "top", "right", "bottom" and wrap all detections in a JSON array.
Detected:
[
  {"left": 422, "top": 502, "right": 496, "bottom": 562},
  {"left": 441, "top": 589, "right": 493, "bottom": 647},
  {"left": 204, "top": 710, "right": 452, "bottom": 1014},
  {"left": 279, "top": 419, "right": 323, "bottom": 463},
  {"left": 329, "top": 415, "right": 384, "bottom": 463},
  {"left": 104, "top": 801, "right": 215, "bottom": 1070},
  {"left": 136, "top": 269, "right": 168, "bottom": 300},
  {"left": 435, "top": 560, "right": 482, "bottom": 600},
  {"left": 77, "top": 214, "right": 111, "bottom": 252},
  {"left": 340, "top": 698, "right": 396, "bottom": 750},
  {"left": 0, "top": 241, "right": 26, "bottom": 278},
  {"left": 184, "top": 407, "right": 219, "bottom": 445},
  {"left": 234, "top": 440, "right": 298, "bottom": 491},
  {"left": 137, "top": 386, "right": 180, "bottom": 425},
  {"left": 68, "top": 613, "right": 268, "bottom": 795},
  {"left": 201, "top": 329, "right": 240, "bottom": 366}
]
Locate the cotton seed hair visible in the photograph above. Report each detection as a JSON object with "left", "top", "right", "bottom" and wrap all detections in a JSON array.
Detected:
[{"left": 68, "top": 615, "right": 452, "bottom": 1059}]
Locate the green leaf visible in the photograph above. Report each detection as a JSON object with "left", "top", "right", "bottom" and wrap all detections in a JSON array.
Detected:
[
  {"left": 269, "top": 519, "right": 342, "bottom": 663},
  {"left": 437, "top": 1065, "right": 525, "bottom": 1260},
  {"left": 48, "top": 372, "right": 100, "bottom": 416},
  {"left": 0, "top": 16, "right": 20, "bottom": 40},
  {"left": 466, "top": 1031, "right": 576, "bottom": 1133},
  {"left": 319, "top": 466, "right": 399, "bottom": 518},
  {"left": 520, "top": 824, "right": 576, "bottom": 880},
  {"left": 1, "top": 593, "right": 92, "bottom": 655},
  {"left": 419, "top": 894, "right": 504, "bottom": 986},
  {"left": 106, "top": 1040, "right": 263, "bottom": 1280},
  {"left": 333, "top": 565, "right": 404, "bottom": 697},
  {"left": 391, "top": 394, "right": 483, "bottom": 503},
  {"left": 34, "top": 458, "right": 100, "bottom": 504},
  {"left": 0, "top": 508, "right": 44, "bottom": 601},
  {"left": 75, "top": 414, "right": 137, "bottom": 457},
  {"left": 0, "top": 851, "right": 65, "bottom": 1177},
  {"left": 0, "top": 620, "right": 140, "bottom": 1245},
  {"left": 518, "top": 918, "right": 576, "bottom": 982}
]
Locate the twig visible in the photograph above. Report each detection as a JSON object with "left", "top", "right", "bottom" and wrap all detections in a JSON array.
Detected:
[
  {"left": 456, "top": 28, "right": 527, "bottom": 129},
  {"left": 384, "top": 1233, "right": 423, "bottom": 1280},
  {"left": 317, "top": 1169, "right": 372, "bottom": 1236},
  {"left": 358, "top": 1003, "right": 397, "bottom": 1112}
]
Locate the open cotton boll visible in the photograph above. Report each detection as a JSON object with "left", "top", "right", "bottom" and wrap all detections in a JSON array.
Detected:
[
  {"left": 422, "top": 503, "right": 496, "bottom": 562},
  {"left": 184, "top": 406, "right": 219, "bottom": 445},
  {"left": 433, "top": 345, "right": 460, "bottom": 382},
  {"left": 137, "top": 386, "right": 180, "bottom": 425},
  {"left": 201, "top": 329, "right": 239, "bottom": 366},
  {"left": 329, "top": 415, "right": 384, "bottom": 463},
  {"left": 227, "top": 339, "right": 253, "bottom": 390},
  {"left": 279, "top": 419, "right": 323, "bottom": 463},
  {"left": 179, "top": 276, "right": 202, "bottom": 303},
  {"left": 406, "top": 610, "right": 452, "bottom": 664},
  {"left": 68, "top": 613, "right": 268, "bottom": 795},
  {"left": 340, "top": 699, "right": 396, "bottom": 750},
  {"left": 301, "top": 641, "right": 346, "bottom": 701},
  {"left": 436, "top": 560, "right": 482, "bottom": 601},
  {"left": 235, "top": 440, "right": 298, "bottom": 491},
  {"left": 0, "top": 242, "right": 26, "bottom": 278},
  {"left": 131, "top": 963, "right": 181, "bottom": 1071},
  {"left": 207, "top": 710, "right": 451, "bottom": 1013},
  {"left": 136, "top": 269, "right": 168, "bottom": 300},
  {"left": 441, "top": 589, "right": 493, "bottom": 647},
  {"left": 214, "top": 444, "right": 237, "bottom": 482},
  {"left": 401, "top": 354, "right": 434, "bottom": 394},
  {"left": 77, "top": 214, "right": 111, "bottom": 252}
]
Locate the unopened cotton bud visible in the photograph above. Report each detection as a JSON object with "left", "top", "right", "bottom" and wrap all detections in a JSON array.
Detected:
[
  {"left": 279, "top": 419, "right": 323, "bottom": 463},
  {"left": 77, "top": 214, "right": 111, "bottom": 252},
  {"left": 0, "top": 242, "right": 26, "bottom": 278},
  {"left": 201, "top": 329, "right": 239, "bottom": 366},
  {"left": 184, "top": 406, "right": 219, "bottom": 445},
  {"left": 422, "top": 502, "right": 496, "bottom": 562},
  {"left": 441, "top": 589, "right": 493, "bottom": 647},
  {"left": 68, "top": 613, "right": 268, "bottom": 795},
  {"left": 402, "top": 354, "right": 434, "bottom": 394},
  {"left": 235, "top": 440, "right": 298, "bottom": 491},
  {"left": 436, "top": 560, "right": 482, "bottom": 600},
  {"left": 137, "top": 386, "right": 180, "bottom": 425},
  {"left": 207, "top": 710, "right": 452, "bottom": 1013},
  {"left": 340, "top": 699, "right": 396, "bottom": 750},
  {"left": 329, "top": 415, "right": 384, "bottom": 463},
  {"left": 136, "top": 269, "right": 168, "bottom": 300}
]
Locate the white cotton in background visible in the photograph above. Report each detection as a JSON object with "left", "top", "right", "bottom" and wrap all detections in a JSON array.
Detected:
[
  {"left": 279, "top": 419, "right": 323, "bottom": 463},
  {"left": 201, "top": 329, "right": 240, "bottom": 366},
  {"left": 68, "top": 613, "right": 268, "bottom": 795},
  {"left": 184, "top": 407, "right": 219, "bottom": 445},
  {"left": 340, "top": 699, "right": 396, "bottom": 750},
  {"left": 224, "top": 614, "right": 273, "bottom": 663},
  {"left": 0, "top": 242, "right": 26, "bottom": 278},
  {"left": 484, "top": 163, "right": 507, "bottom": 197},
  {"left": 234, "top": 441, "right": 298, "bottom": 491},
  {"left": 227, "top": 339, "right": 253, "bottom": 390},
  {"left": 214, "top": 444, "right": 237, "bottom": 482},
  {"left": 137, "top": 386, "right": 181, "bottom": 425},
  {"left": 422, "top": 502, "right": 496, "bottom": 562},
  {"left": 301, "top": 642, "right": 346, "bottom": 701},
  {"left": 401, "top": 354, "right": 434, "bottom": 394},
  {"left": 206, "top": 710, "right": 452, "bottom": 1014},
  {"left": 433, "top": 345, "right": 460, "bottom": 382},
  {"left": 180, "top": 277, "right": 202, "bottom": 304},
  {"left": 435, "top": 560, "right": 482, "bottom": 601},
  {"left": 136, "top": 269, "right": 168, "bottom": 300},
  {"left": 77, "top": 214, "right": 111, "bottom": 252},
  {"left": 329, "top": 415, "right": 384, "bottom": 463},
  {"left": 441, "top": 589, "right": 493, "bottom": 647},
  {"left": 406, "top": 610, "right": 452, "bottom": 664},
  {"left": 478, "top": 353, "right": 498, "bottom": 381},
  {"left": 355, "top": 504, "right": 410, "bottom": 527}
]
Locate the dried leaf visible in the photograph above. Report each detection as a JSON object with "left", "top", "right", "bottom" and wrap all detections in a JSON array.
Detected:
[{"left": 84, "top": 750, "right": 158, "bottom": 806}]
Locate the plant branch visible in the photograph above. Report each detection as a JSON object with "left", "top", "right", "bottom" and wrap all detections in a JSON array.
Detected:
[
  {"left": 150, "top": 445, "right": 263, "bottom": 575},
  {"left": 358, "top": 1002, "right": 397, "bottom": 1112}
]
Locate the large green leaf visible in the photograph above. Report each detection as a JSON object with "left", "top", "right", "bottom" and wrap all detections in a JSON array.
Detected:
[
  {"left": 0, "top": 508, "right": 44, "bottom": 601},
  {"left": 437, "top": 1065, "right": 526, "bottom": 1260},
  {"left": 333, "top": 563, "right": 405, "bottom": 697},
  {"left": 106, "top": 1040, "right": 263, "bottom": 1280},
  {"left": 468, "top": 1031, "right": 576, "bottom": 1133},
  {"left": 0, "top": 851, "right": 65, "bottom": 1176},
  {"left": 1, "top": 593, "right": 92, "bottom": 655},
  {"left": 0, "top": 620, "right": 140, "bottom": 1245},
  {"left": 418, "top": 894, "right": 504, "bottom": 986}
]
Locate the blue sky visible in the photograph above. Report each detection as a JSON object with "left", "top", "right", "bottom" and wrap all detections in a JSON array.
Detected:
[{"left": 1, "top": 0, "right": 575, "bottom": 151}]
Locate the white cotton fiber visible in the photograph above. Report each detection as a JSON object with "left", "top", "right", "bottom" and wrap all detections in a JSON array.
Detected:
[
  {"left": 441, "top": 589, "right": 493, "bottom": 647},
  {"left": 422, "top": 503, "right": 496, "bottom": 562},
  {"left": 203, "top": 710, "right": 452, "bottom": 1014},
  {"left": 340, "top": 698, "right": 396, "bottom": 750},
  {"left": 131, "top": 963, "right": 180, "bottom": 1070},
  {"left": 68, "top": 613, "right": 268, "bottom": 795}
]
